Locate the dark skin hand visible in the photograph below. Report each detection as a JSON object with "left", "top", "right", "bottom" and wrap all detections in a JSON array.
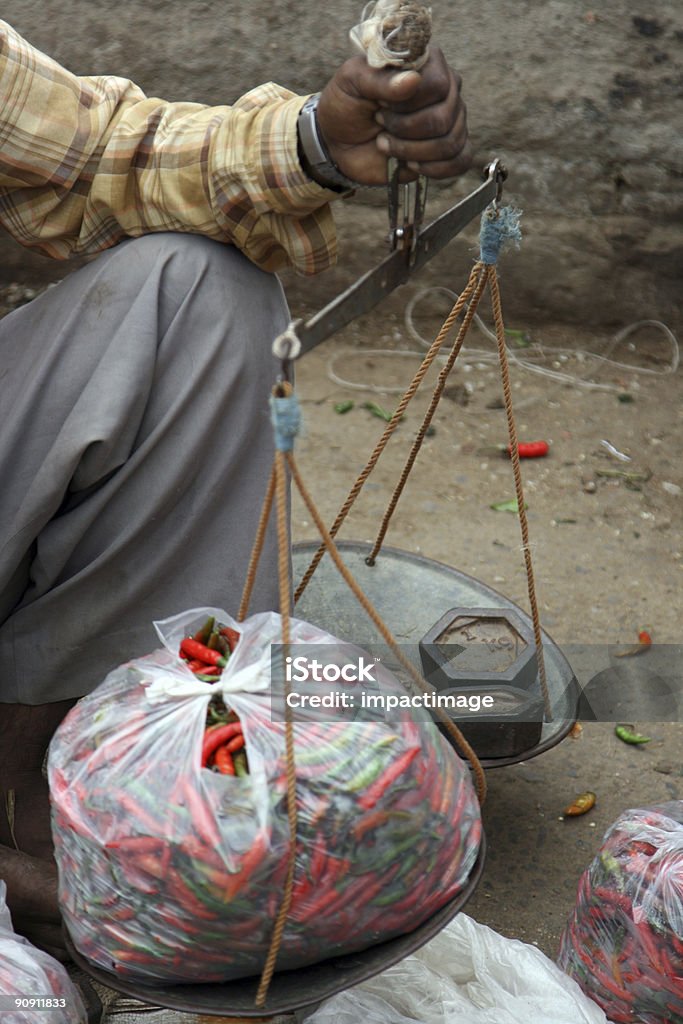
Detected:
[{"left": 317, "top": 46, "right": 472, "bottom": 185}]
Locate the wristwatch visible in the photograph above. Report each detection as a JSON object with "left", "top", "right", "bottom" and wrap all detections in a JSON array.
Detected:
[{"left": 297, "top": 93, "right": 357, "bottom": 193}]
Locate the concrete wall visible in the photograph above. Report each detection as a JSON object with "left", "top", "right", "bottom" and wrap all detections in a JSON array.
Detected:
[{"left": 1, "top": 1, "right": 681, "bottom": 329}]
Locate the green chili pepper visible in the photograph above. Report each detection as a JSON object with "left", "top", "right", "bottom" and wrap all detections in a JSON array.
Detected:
[
  {"left": 325, "top": 735, "right": 397, "bottom": 783},
  {"left": 345, "top": 753, "right": 386, "bottom": 792},
  {"left": 206, "top": 630, "right": 221, "bottom": 651},
  {"left": 295, "top": 726, "right": 358, "bottom": 765},
  {"left": 615, "top": 724, "right": 651, "bottom": 745},
  {"left": 192, "top": 616, "right": 216, "bottom": 644},
  {"left": 334, "top": 400, "right": 354, "bottom": 414},
  {"left": 362, "top": 400, "right": 398, "bottom": 422}
]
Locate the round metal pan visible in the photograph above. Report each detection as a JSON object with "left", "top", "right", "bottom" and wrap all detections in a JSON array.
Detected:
[{"left": 292, "top": 541, "right": 580, "bottom": 768}]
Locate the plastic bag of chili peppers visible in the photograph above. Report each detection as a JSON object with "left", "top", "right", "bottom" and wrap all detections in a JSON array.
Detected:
[
  {"left": 48, "top": 607, "right": 482, "bottom": 985},
  {"left": 0, "top": 882, "right": 87, "bottom": 1023},
  {"left": 558, "top": 802, "right": 683, "bottom": 1024}
]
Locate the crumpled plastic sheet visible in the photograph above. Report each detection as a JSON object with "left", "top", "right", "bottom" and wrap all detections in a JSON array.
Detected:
[{"left": 305, "top": 912, "right": 610, "bottom": 1024}]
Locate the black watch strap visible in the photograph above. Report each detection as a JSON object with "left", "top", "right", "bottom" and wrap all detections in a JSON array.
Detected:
[{"left": 297, "top": 94, "right": 357, "bottom": 193}]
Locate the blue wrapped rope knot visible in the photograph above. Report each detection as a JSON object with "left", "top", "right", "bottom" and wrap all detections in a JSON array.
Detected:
[
  {"left": 270, "top": 391, "right": 301, "bottom": 452},
  {"left": 479, "top": 205, "right": 522, "bottom": 265}
]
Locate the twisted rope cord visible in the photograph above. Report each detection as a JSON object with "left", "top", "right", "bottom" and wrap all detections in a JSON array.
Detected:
[
  {"left": 294, "top": 262, "right": 483, "bottom": 603},
  {"left": 237, "top": 464, "right": 277, "bottom": 622},
  {"left": 486, "top": 265, "right": 551, "bottom": 718},
  {"left": 366, "top": 262, "right": 489, "bottom": 565},
  {"left": 235, "top": 384, "right": 299, "bottom": 1007},
  {"left": 255, "top": 449, "right": 299, "bottom": 1007},
  {"left": 287, "top": 450, "right": 487, "bottom": 805}
]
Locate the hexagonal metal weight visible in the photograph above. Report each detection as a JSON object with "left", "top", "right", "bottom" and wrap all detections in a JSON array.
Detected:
[{"left": 418, "top": 607, "right": 544, "bottom": 759}]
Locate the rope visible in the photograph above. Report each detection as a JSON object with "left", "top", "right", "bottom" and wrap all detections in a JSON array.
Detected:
[
  {"left": 235, "top": 381, "right": 300, "bottom": 1008},
  {"left": 237, "top": 465, "right": 276, "bottom": 622},
  {"left": 247, "top": 204, "right": 556, "bottom": 1000},
  {"left": 287, "top": 452, "right": 486, "bottom": 802},
  {"left": 294, "top": 262, "right": 483, "bottom": 603},
  {"left": 299, "top": 204, "right": 552, "bottom": 721},
  {"left": 486, "top": 265, "right": 551, "bottom": 718},
  {"left": 366, "top": 263, "right": 489, "bottom": 565},
  {"left": 475, "top": 205, "right": 550, "bottom": 717},
  {"left": 255, "top": 447, "right": 299, "bottom": 1008}
]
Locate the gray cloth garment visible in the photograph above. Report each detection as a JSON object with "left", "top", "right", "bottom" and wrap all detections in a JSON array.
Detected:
[{"left": 0, "top": 233, "right": 290, "bottom": 704}]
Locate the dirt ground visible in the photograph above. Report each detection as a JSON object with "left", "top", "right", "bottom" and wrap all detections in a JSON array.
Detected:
[{"left": 287, "top": 287, "right": 682, "bottom": 961}]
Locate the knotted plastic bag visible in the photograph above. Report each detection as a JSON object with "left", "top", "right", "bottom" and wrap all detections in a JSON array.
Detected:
[
  {"left": 49, "top": 608, "right": 481, "bottom": 984},
  {"left": 558, "top": 802, "right": 683, "bottom": 1024}
]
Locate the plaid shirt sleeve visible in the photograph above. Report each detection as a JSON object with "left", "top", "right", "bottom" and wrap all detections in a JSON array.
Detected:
[{"left": 0, "top": 20, "right": 339, "bottom": 275}]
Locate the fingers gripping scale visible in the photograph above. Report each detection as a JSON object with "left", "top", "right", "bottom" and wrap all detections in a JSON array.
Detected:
[
  {"left": 351, "top": 2, "right": 432, "bottom": 260},
  {"left": 273, "top": 3, "right": 508, "bottom": 363}
]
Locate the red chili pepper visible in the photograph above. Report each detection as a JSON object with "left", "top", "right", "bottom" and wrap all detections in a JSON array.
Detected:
[
  {"left": 221, "top": 831, "right": 269, "bottom": 900},
  {"left": 201, "top": 722, "right": 243, "bottom": 767},
  {"left": 193, "top": 663, "right": 220, "bottom": 676},
  {"left": 166, "top": 867, "right": 217, "bottom": 920},
  {"left": 634, "top": 919, "right": 664, "bottom": 972},
  {"left": 358, "top": 746, "right": 420, "bottom": 810},
  {"left": 179, "top": 638, "right": 227, "bottom": 667},
  {"left": 353, "top": 809, "right": 391, "bottom": 841},
  {"left": 219, "top": 626, "right": 241, "bottom": 652},
  {"left": 116, "top": 792, "right": 161, "bottom": 834},
  {"left": 308, "top": 842, "right": 327, "bottom": 883},
  {"left": 180, "top": 777, "right": 222, "bottom": 848},
  {"left": 213, "top": 744, "right": 235, "bottom": 775},
  {"left": 105, "top": 836, "right": 164, "bottom": 854},
  {"left": 507, "top": 440, "right": 549, "bottom": 458},
  {"left": 290, "top": 886, "right": 341, "bottom": 922}
]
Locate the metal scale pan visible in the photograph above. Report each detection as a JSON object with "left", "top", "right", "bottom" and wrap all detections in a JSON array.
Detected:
[
  {"left": 64, "top": 841, "right": 485, "bottom": 1020},
  {"left": 292, "top": 541, "right": 580, "bottom": 768}
]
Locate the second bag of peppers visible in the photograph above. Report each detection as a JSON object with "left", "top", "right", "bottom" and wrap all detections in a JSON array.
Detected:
[
  {"left": 48, "top": 607, "right": 482, "bottom": 984},
  {"left": 558, "top": 802, "right": 683, "bottom": 1024}
]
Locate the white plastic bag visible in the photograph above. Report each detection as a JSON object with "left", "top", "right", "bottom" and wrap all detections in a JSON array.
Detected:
[
  {"left": 0, "top": 882, "right": 86, "bottom": 1024},
  {"left": 49, "top": 608, "right": 481, "bottom": 985},
  {"left": 305, "top": 913, "right": 610, "bottom": 1024}
]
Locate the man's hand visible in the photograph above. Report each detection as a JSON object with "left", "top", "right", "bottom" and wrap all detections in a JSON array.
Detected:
[{"left": 316, "top": 46, "right": 472, "bottom": 186}]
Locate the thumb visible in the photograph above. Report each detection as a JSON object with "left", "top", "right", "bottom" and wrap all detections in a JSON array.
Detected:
[{"left": 385, "top": 68, "right": 422, "bottom": 101}]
